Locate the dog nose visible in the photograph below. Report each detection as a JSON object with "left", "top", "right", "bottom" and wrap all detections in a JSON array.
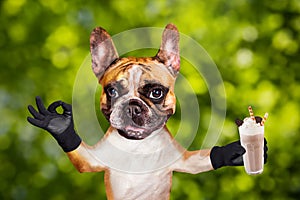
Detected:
[
  {"left": 126, "top": 105, "right": 142, "bottom": 118},
  {"left": 125, "top": 99, "right": 147, "bottom": 126}
]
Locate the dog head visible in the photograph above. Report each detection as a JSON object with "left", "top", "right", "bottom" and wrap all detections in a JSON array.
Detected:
[{"left": 90, "top": 24, "right": 180, "bottom": 140}]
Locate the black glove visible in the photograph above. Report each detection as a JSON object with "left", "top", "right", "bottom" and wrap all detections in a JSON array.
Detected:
[
  {"left": 27, "top": 96, "right": 81, "bottom": 152},
  {"left": 210, "top": 141, "right": 246, "bottom": 170}
]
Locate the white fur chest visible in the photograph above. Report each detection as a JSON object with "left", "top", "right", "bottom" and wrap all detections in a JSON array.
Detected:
[
  {"left": 94, "top": 128, "right": 180, "bottom": 199},
  {"left": 107, "top": 170, "right": 172, "bottom": 200}
]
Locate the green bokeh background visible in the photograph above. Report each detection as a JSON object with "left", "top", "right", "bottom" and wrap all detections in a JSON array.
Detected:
[{"left": 1, "top": 0, "right": 300, "bottom": 199}]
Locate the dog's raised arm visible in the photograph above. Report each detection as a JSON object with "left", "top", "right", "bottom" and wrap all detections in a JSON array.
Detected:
[{"left": 67, "top": 142, "right": 106, "bottom": 173}]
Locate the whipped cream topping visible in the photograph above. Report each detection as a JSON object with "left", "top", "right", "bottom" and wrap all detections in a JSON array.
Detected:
[{"left": 239, "top": 117, "right": 264, "bottom": 135}]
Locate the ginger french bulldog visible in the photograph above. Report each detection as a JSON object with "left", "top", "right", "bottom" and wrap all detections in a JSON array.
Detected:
[{"left": 28, "top": 24, "right": 267, "bottom": 200}]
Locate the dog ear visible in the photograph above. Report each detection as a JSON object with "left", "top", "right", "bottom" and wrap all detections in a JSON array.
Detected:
[
  {"left": 90, "top": 27, "right": 119, "bottom": 80},
  {"left": 156, "top": 24, "right": 180, "bottom": 76}
]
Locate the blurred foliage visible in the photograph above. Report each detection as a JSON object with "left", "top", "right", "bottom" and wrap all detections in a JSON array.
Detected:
[{"left": 0, "top": 0, "right": 300, "bottom": 199}]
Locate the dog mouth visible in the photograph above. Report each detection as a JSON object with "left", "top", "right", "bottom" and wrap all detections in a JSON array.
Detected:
[
  {"left": 117, "top": 128, "right": 150, "bottom": 140},
  {"left": 116, "top": 120, "right": 166, "bottom": 140}
]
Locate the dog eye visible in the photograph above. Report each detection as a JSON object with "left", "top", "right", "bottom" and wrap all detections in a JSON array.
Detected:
[
  {"left": 106, "top": 87, "right": 119, "bottom": 98},
  {"left": 149, "top": 88, "right": 163, "bottom": 100}
]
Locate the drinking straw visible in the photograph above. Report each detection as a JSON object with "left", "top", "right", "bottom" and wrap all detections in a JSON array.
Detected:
[
  {"left": 261, "top": 113, "right": 269, "bottom": 126},
  {"left": 248, "top": 106, "right": 255, "bottom": 121}
]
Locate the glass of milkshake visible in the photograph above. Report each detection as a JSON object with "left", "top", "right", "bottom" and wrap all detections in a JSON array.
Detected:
[{"left": 238, "top": 106, "right": 268, "bottom": 175}]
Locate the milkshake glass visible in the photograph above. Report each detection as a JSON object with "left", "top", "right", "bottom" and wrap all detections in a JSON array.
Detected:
[{"left": 238, "top": 117, "right": 264, "bottom": 175}]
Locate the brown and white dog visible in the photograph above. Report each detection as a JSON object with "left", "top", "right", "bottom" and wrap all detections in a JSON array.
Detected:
[
  {"left": 67, "top": 24, "right": 214, "bottom": 199},
  {"left": 29, "top": 24, "right": 255, "bottom": 200}
]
